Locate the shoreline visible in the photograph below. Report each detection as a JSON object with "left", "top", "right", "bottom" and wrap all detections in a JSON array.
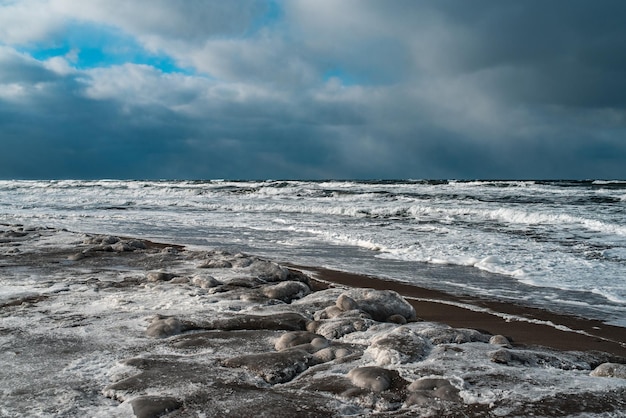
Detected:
[
  {"left": 3, "top": 226, "right": 626, "bottom": 416},
  {"left": 293, "top": 265, "right": 626, "bottom": 358}
]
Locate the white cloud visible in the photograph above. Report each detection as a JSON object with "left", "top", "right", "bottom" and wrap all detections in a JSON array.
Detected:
[{"left": 0, "top": 0, "right": 65, "bottom": 44}]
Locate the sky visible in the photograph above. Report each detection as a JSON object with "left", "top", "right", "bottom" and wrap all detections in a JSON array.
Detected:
[{"left": 1, "top": 0, "right": 625, "bottom": 180}]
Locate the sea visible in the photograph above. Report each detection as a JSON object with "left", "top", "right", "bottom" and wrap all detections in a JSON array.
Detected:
[{"left": 1, "top": 179, "right": 625, "bottom": 327}]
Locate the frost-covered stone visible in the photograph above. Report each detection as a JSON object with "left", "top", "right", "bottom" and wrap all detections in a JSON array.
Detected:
[
  {"left": 489, "top": 334, "right": 512, "bottom": 348},
  {"left": 146, "top": 316, "right": 184, "bottom": 338},
  {"left": 191, "top": 275, "right": 221, "bottom": 288},
  {"left": 420, "top": 326, "right": 490, "bottom": 345},
  {"left": 274, "top": 331, "right": 326, "bottom": 351},
  {"left": 198, "top": 259, "right": 232, "bottom": 269},
  {"left": 131, "top": 396, "right": 182, "bottom": 418},
  {"left": 336, "top": 294, "right": 359, "bottom": 311},
  {"left": 406, "top": 377, "right": 460, "bottom": 405},
  {"left": 347, "top": 366, "right": 397, "bottom": 392},
  {"left": 314, "top": 305, "right": 343, "bottom": 320},
  {"left": 262, "top": 280, "right": 310, "bottom": 302},
  {"left": 489, "top": 348, "right": 513, "bottom": 364},
  {"left": 222, "top": 349, "right": 315, "bottom": 384},
  {"left": 312, "top": 317, "right": 372, "bottom": 339},
  {"left": 146, "top": 271, "right": 177, "bottom": 282},
  {"left": 590, "top": 363, "right": 626, "bottom": 379},
  {"left": 342, "top": 289, "right": 416, "bottom": 322},
  {"left": 249, "top": 260, "right": 289, "bottom": 282},
  {"left": 367, "top": 326, "right": 430, "bottom": 365}
]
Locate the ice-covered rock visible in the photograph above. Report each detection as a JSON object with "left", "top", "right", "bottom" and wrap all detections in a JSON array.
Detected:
[
  {"left": 311, "top": 317, "right": 373, "bottom": 339},
  {"left": 336, "top": 294, "right": 359, "bottom": 311},
  {"left": 347, "top": 366, "right": 406, "bottom": 393},
  {"left": 406, "top": 377, "right": 460, "bottom": 405},
  {"left": 419, "top": 326, "right": 490, "bottom": 345},
  {"left": 341, "top": 289, "right": 417, "bottom": 323},
  {"left": 146, "top": 316, "right": 184, "bottom": 338},
  {"left": 222, "top": 349, "right": 316, "bottom": 384},
  {"left": 249, "top": 260, "right": 289, "bottom": 282},
  {"left": 146, "top": 271, "right": 178, "bottom": 282},
  {"left": 489, "top": 334, "right": 512, "bottom": 348},
  {"left": 191, "top": 275, "right": 221, "bottom": 288},
  {"left": 207, "top": 312, "right": 309, "bottom": 331},
  {"left": 367, "top": 326, "right": 430, "bottom": 365},
  {"left": 274, "top": 331, "right": 327, "bottom": 351},
  {"left": 590, "top": 362, "right": 626, "bottom": 379},
  {"left": 262, "top": 280, "right": 310, "bottom": 303},
  {"left": 130, "top": 396, "right": 182, "bottom": 418},
  {"left": 489, "top": 348, "right": 513, "bottom": 364},
  {"left": 197, "top": 259, "right": 232, "bottom": 268}
]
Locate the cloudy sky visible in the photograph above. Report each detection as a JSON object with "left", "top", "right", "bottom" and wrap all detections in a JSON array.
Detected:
[{"left": 1, "top": 0, "right": 625, "bottom": 180}]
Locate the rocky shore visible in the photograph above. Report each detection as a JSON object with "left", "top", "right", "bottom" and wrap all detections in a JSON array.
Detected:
[{"left": 1, "top": 225, "right": 625, "bottom": 417}]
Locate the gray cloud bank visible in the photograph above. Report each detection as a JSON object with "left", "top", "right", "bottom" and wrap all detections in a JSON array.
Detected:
[{"left": 1, "top": 0, "right": 625, "bottom": 180}]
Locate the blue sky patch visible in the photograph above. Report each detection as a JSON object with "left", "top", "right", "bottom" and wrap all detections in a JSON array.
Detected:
[{"left": 22, "top": 21, "right": 190, "bottom": 74}]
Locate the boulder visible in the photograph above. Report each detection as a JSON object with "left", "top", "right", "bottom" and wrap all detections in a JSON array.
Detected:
[
  {"left": 406, "top": 377, "right": 460, "bottom": 405},
  {"left": 262, "top": 281, "right": 310, "bottom": 303},
  {"left": 146, "top": 271, "right": 177, "bottom": 282},
  {"left": 274, "top": 331, "right": 327, "bottom": 351},
  {"left": 146, "top": 316, "right": 184, "bottom": 338},
  {"left": 130, "top": 396, "right": 182, "bottom": 418},
  {"left": 342, "top": 289, "right": 416, "bottom": 323},
  {"left": 367, "top": 326, "right": 430, "bottom": 365},
  {"left": 222, "top": 349, "right": 315, "bottom": 384},
  {"left": 347, "top": 366, "right": 404, "bottom": 393},
  {"left": 590, "top": 363, "right": 626, "bottom": 379}
]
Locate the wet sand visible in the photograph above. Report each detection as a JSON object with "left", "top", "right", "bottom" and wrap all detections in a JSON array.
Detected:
[{"left": 299, "top": 266, "right": 626, "bottom": 358}]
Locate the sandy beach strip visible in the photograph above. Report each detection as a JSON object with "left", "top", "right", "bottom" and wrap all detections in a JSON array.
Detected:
[{"left": 298, "top": 266, "right": 626, "bottom": 358}]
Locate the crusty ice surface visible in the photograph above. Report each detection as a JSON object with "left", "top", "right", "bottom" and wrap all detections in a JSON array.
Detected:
[{"left": 1, "top": 225, "right": 625, "bottom": 417}]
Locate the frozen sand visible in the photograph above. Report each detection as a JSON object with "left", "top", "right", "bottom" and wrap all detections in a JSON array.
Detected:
[{"left": 1, "top": 225, "right": 625, "bottom": 417}]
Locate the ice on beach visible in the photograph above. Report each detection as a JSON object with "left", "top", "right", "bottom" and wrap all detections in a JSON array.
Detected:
[{"left": 0, "top": 227, "right": 625, "bottom": 417}]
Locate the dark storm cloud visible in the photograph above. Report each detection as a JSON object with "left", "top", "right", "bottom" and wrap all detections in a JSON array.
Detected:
[{"left": 0, "top": 1, "right": 625, "bottom": 179}]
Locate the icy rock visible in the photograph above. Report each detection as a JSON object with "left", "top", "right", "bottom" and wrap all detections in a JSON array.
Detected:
[
  {"left": 126, "top": 239, "right": 147, "bottom": 250},
  {"left": 312, "top": 345, "right": 358, "bottom": 362},
  {"left": 420, "top": 327, "right": 490, "bottom": 345},
  {"left": 336, "top": 294, "right": 359, "bottom": 311},
  {"left": 161, "top": 246, "right": 179, "bottom": 254},
  {"left": 347, "top": 366, "right": 400, "bottom": 392},
  {"left": 312, "top": 317, "right": 373, "bottom": 339},
  {"left": 590, "top": 362, "right": 626, "bottom": 379},
  {"left": 262, "top": 280, "right": 310, "bottom": 302},
  {"left": 387, "top": 314, "right": 408, "bottom": 324},
  {"left": 83, "top": 235, "right": 120, "bottom": 245},
  {"left": 130, "top": 396, "right": 182, "bottom": 418},
  {"left": 191, "top": 275, "right": 221, "bottom": 289},
  {"left": 198, "top": 259, "right": 232, "bottom": 269},
  {"left": 406, "top": 377, "right": 460, "bottom": 405},
  {"left": 343, "top": 289, "right": 416, "bottom": 323},
  {"left": 111, "top": 242, "right": 132, "bottom": 252},
  {"left": 489, "top": 348, "right": 513, "bottom": 364},
  {"left": 489, "top": 334, "right": 512, "bottom": 347},
  {"left": 314, "top": 305, "right": 344, "bottom": 320},
  {"left": 274, "top": 331, "right": 327, "bottom": 351},
  {"left": 208, "top": 312, "right": 309, "bottom": 331},
  {"left": 146, "top": 271, "right": 177, "bottom": 282},
  {"left": 146, "top": 316, "right": 184, "bottom": 338},
  {"left": 222, "top": 349, "right": 315, "bottom": 384},
  {"left": 367, "top": 326, "right": 430, "bottom": 365},
  {"left": 249, "top": 260, "right": 289, "bottom": 282}
]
